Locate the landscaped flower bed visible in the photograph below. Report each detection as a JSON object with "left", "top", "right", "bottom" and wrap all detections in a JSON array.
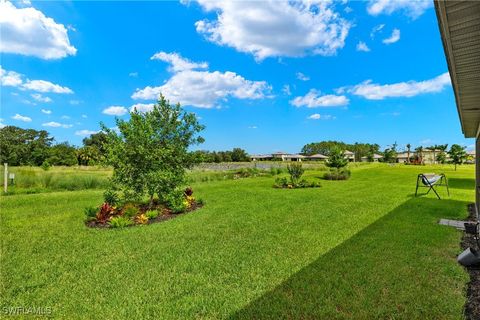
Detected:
[{"left": 84, "top": 187, "right": 204, "bottom": 228}]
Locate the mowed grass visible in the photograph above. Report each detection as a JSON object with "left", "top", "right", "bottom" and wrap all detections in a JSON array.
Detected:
[{"left": 0, "top": 164, "right": 474, "bottom": 319}]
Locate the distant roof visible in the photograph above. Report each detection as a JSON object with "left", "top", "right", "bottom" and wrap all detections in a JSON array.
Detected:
[
  {"left": 361, "top": 154, "right": 383, "bottom": 159},
  {"left": 308, "top": 153, "right": 328, "bottom": 159},
  {"left": 344, "top": 150, "right": 354, "bottom": 155},
  {"left": 284, "top": 154, "right": 305, "bottom": 158}
]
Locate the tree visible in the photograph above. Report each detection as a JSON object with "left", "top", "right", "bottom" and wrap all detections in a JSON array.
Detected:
[
  {"left": 436, "top": 144, "right": 448, "bottom": 164},
  {"left": 0, "top": 126, "right": 53, "bottom": 165},
  {"left": 231, "top": 148, "right": 250, "bottom": 162},
  {"left": 383, "top": 142, "right": 398, "bottom": 163},
  {"left": 325, "top": 147, "right": 348, "bottom": 169},
  {"left": 77, "top": 146, "right": 101, "bottom": 166},
  {"left": 415, "top": 146, "right": 424, "bottom": 164},
  {"left": 406, "top": 143, "right": 411, "bottom": 164},
  {"left": 47, "top": 142, "right": 78, "bottom": 166},
  {"left": 301, "top": 141, "right": 347, "bottom": 156},
  {"left": 448, "top": 144, "right": 467, "bottom": 171},
  {"left": 102, "top": 95, "right": 204, "bottom": 205},
  {"left": 428, "top": 145, "right": 441, "bottom": 164}
]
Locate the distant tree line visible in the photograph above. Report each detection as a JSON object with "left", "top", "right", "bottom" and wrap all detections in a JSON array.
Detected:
[
  {"left": 192, "top": 148, "right": 250, "bottom": 163},
  {"left": 0, "top": 126, "right": 251, "bottom": 166},
  {"left": 301, "top": 141, "right": 381, "bottom": 162}
]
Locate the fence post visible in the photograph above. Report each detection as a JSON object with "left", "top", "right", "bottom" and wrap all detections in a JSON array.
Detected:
[{"left": 4, "top": 163, "right": 7, "bottom": 193}]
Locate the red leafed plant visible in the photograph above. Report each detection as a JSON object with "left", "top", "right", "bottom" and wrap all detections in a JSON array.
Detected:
[
  {"left": 184, "top": 187, "right": 193, "bottom": 197},
  {"left": 96, "top": 202, "right": 114, "bottom": 223}
]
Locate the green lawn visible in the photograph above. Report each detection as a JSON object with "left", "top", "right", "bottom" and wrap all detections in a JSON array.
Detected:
[{"left": 0, "top": 164, "right": 473, "bottom": 319}]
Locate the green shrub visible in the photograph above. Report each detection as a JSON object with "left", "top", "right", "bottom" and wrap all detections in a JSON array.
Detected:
[
  {"left": 109, "top": 216, "right": 133, "bottom": 228},
  {"left": 196, "top": 198, "right": 206, "bottom": 206},
  {"left": 145, "top": 210, "right": 159, "bottom": 220},
  {"left": 274, "top": 177, "right": 289, "bottom": 188},
  {"left": 103, "top": 189, "right": 119, "bottom": 206},
  {"left": 164, "top": 189, "right": 187, "bottom": 213},
  {"left": 123, "top": 206, "right": 138, "bottom": 218},
  {"left": 84, "top": 206, "right": 98, "bottom": 218},
  {"left": 41, "top": 161, "right": 51, "bottom": 171},
  {"left": 287, "top": 163, "right": 304, "bottom": 185},
  {"left": 323, "top": 168, "right": 351, "bottom": 180}
]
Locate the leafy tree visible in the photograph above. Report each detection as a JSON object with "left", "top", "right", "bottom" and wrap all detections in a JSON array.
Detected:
[
  {"left": 406, "top": 143, "right": 411, "bottom": 164},
  {"left": 47, "top": 142, "right": 78, "bottom": 166},
  {"left": 383, "top": 142, "right": 398, "bottom": 163},
  {"left": 326, "top": 147, "right": 348, "bottom": 169},
  {"left": 102, "top": 95, "right": 204, "bottom": 205},
  {"left": 230, "top": 148, "right": 249, "bottom": 162},
  {"left": 77, "top": 146, "right": 101, "bottom": 166},
  {"left": 301, "top": 141, "right": 347, "bottom": 156},
  {"left": 0, "top": 126, "right": 53, "bottom": 165},
  {"left": 415, "top": 146, "right": 424, "bottom": 164},
  {"left": 448, "top": 144, "right": 467, "bottom": 171},
  {"left": 436, "top": 144, "right": 448, "bottom": 164}
]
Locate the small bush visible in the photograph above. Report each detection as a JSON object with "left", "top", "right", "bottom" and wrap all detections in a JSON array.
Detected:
[
  {"left": 41, "top": 161, "right": 51, "bottom": 171},
  {"left": 274, "top": 176, "right": 320, "bottom": 189},
  {"left": 41, "top": 173, "right": 55, "bottom": 189},
  {"left": 103, "top": 189, "right": 119, "bottom": 206},
  {"left": 287, "top": 163, "right": 304, "bottom": 185},
  {"left": 123, "top": 205, "right": 138, "bottom": 218},
  {"left": 84, "top": 206, "right": 98, "bottom": 218},
  {"left": 135, "top": 213, "right": 148, "bottom": 225},
  {"left": 274, "top": 177, "right": 289, "bottom": 188},
  {"left": 323, "top": 168, "right": 351, "bottom": 180},
  {"left": 109, "top": 216, "right": 133, "bottom": 228},
  {"left": 164, "top": 189, "right": 187, "bottom": 214},
  {"left": 196, "top": 198, "right": 206, "bottom": 206},
  {"left": 145, "top": 210, "right": 159, "bottom": 220}
]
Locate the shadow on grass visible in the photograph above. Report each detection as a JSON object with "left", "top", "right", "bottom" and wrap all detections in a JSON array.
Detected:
[
  {"left": 229, "top": 198, "right": 469, "bottom": 319},
  {"left": 448, "top": 178, "right": 475, "bottom": 190}
]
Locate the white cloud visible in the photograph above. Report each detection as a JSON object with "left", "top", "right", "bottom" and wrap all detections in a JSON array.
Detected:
[
  {"left": 367, "top": 0, "right": 432, "bottom": 19},
  {"left": 248, "top": 125, "right": 258, "bottom": 129},
  {"left": 75, "top": 129, "right": 99, "bottom": 136},
  {"left": 291, "top": 89, "right": 349, "bottom": 108},
  {"left": 370, "top": 24, "right": 385, "bottom": 39},
  {"left": 70, "top": 100, "right": 81, "bottom": 105},
  {"left": 23, "top": 79, "right": 73, "bottom": 93},
  {"left": 350, "top": 72, "right": 451, "bottom": 100},
  {"left": 0, "top": 120, "right": 5, "bottom": 128},
  {"left": 282, "top": 85, "right": 292, "bottom": 96},
  {"left": 356, "top": 41, "right": 370, "bottom": 52},
  {"left": 81, "top": 114, "right": 87, "bottom": 118},
  {"left": 193, "top": 0, "right": 351, "bottom": 60},
  {"left": 0, "top": 65, "right": 73, "bottom": 93},
  {"left": 61, "top": 115, "right": 70, "bottom": 119},
  {"left": 102, "top": 106, "right": 128, "bottom": 116},
  {"left": 133, "top": 52, "right": 271, "bottom": 108},
  {"left": 41, "top": 109, "right": 51, "bottom": 114},
  {"left": 0, "top": 1, "right": 77, "bottom": 59},
  {"left": 128, "top": 72, "right": 138, "bottom": 77},
  {"left": 151, "top": 51, "right": 208, "bottom": 72},
  {"left": 296, "top": 72, "right": 310, "bottom": 81},
  {"left": 382, "top": 29, "right": 400, "bottom": 44},
  {"left": 12, "top": 113, "right": 31, "bottom": 122},
  {"left": 130, "top": 103, "right": 155, "bottom": 113},
  {"left": 307, "top": 113, "right": 335, "bottom": 120},
  {"left": 0, "top": 66, "right": 22, "bottom": 86},
  {"left": 31, "top": 93, "right": 52, "bottom": 103},
  {"left": 42, "top": 121, "right": 72, "bottom": 128}
]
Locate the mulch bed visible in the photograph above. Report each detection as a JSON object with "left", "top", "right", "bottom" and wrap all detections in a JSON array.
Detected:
[
  {"left": 85, "top": 202, "right": 203, "bottom": 229},
  {"left": 462, "top": 203, "right": 480, "bottom": 320}
]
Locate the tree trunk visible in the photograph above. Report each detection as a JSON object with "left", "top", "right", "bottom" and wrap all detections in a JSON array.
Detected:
[{"left": 149, "top": 194, "right": 154, "bottom": 208}]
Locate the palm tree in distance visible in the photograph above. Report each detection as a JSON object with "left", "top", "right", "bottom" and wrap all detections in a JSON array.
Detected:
[
  {"left": 406, "top": 143, "right": 411, "bottom": 164},
  {"left": 415, "top": 146, "right": 424, "bottom": 164}
]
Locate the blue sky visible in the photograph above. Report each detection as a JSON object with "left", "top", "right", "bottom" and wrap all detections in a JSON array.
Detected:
[{"left": 0, "top": 0, "right": 473, "bottom": 153}]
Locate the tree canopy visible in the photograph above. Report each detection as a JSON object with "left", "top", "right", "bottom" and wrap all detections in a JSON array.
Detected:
[{"left": 102, "top": 95, "right": 204, "bottom": 203}]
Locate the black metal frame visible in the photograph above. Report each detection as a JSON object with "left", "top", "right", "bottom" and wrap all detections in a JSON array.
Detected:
[{"left": 415, "top": 173, "right": 450, "bottom": 200}]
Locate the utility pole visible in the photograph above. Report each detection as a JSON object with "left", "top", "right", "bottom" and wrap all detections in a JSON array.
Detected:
[{"left": 4, "top": 163, "right": 8, "bottom": 193}]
